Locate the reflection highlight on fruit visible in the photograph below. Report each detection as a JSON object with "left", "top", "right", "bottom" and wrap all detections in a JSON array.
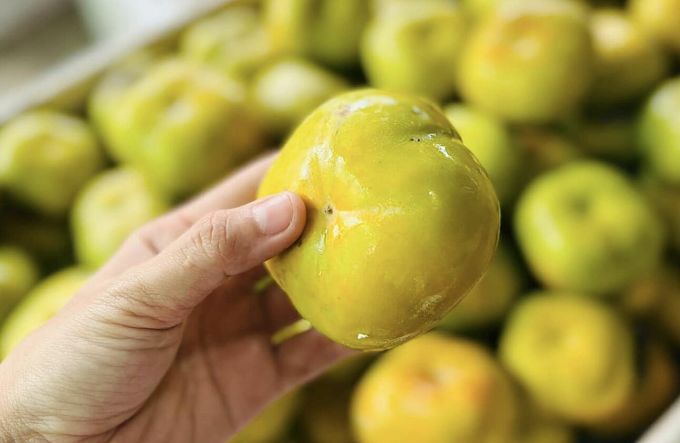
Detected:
[
  {"left": 0, "top": 267, "right": 89, "bottom": 358},
  {"left": 351, "top": 333, "right": 521, "bottom": 443},
  {"left": 500, "top": 292, "right": 636, "bottom": 424},
  {"left": 259, "top": 89, "right": 500, "bottom": 350}
]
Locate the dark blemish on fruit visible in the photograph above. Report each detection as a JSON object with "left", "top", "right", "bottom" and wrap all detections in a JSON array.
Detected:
[
  {"left": 410, "top": 137, "right": 422, "bottom": 142},
  {"left": 324, "top": 205, "right": 334, "bottom": 215},
  {"left": 296, "top": 238, "right": 303, "bottom": 248}
]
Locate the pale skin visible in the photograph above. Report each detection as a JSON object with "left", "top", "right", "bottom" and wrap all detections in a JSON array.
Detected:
[{"left": 0, "top": 153, "right": 351, "bottom": 442}]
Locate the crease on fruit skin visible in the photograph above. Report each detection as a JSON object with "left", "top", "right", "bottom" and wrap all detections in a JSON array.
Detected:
[{"left": 260, "top": 90, "right": 499, "bottom": 350}]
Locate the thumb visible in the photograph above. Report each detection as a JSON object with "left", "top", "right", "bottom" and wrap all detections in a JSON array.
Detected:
[{"left": 101, "top": 191, "right": 305, "bottom": 327}]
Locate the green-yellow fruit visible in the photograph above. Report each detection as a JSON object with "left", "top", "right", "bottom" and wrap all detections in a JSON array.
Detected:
[
  {"left": 259, "top": 89, "right": 500, "bottom": 350},
  {"left": 361, "top": 1, "right": 468, "bottom": 101},
  {"left": 500, "top": 292, "right": 636, "bottom": 423},
  {"left": 589, "top": 8, "right": 670, "bottom": 107},
  {"left": 0, "top": 111, "right": 104, "bottom": 217},
  {"left": 230, "top": 390, "right": 301, "bottom": 443},
  {"left": 302, "top": 381, "right": 355, "bottom": 443},
  {"left": 264, "top": 0, "right": 369, "bottom": 69},
  {"left": 351, "top": 333, "right": 521, "bottom": 443},
  {"left": 105, "top": 58, "right": 263, "bottom": 199},
  {"left": 444, "top": 104, "right": 522, "bottom": 204},
  {"left": 0, "top": 267, "right": 89, "bottom": 358},
  {"left": 89, "top": 50, "right": 165, "bottom": 163},
  {"left": 514, "top": 161, "right": 664, "bottom": 295},
  {"left": 0, "top": 246, "right": 39, "bottom": 320},
  {"left": 638, "top": 77, "right": 680, "bottom": 186},
  {"left": 458, "top": 0, "right": 593, "bottom": 123},
  {"left": 439, "top": 243, "right": 523, "bottom": 332},
  {"left": 251, "top": 58, "right": 348, "bottom": 137},
  {"left": 180, "top": 5, "right": 273, "bottom": 80},
  {"left": 72, "top": 167, "right": 170, "bottom": 269},
  {"left": 588, "top": 340, "right": 679, "bottom": 438},
  {"left": 630, "top": 0, "right": 680, "bottom": 53}
]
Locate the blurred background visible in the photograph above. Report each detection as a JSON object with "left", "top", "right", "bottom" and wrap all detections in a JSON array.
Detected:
[{"left": 0, "top": 0, "right": 217, "bottom": 93}]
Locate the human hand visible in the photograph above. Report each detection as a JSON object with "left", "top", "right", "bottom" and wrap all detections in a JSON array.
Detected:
[{"left": 0, "top": 153, "right": 351, "bottom": 443}]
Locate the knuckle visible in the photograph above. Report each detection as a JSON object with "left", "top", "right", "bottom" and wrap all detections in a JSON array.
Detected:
[{"left": 190, "top": 210, "right": 248, "bottom": 273}]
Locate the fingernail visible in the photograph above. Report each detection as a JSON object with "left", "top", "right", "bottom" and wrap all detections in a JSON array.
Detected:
[{"left": 253, "top": 193, "right": 294, "bottom": 235}]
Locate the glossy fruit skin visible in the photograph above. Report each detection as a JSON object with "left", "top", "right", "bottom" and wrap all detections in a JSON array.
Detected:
[
  {"left": 589, "top": 9, "right": 670, "bottom": 108},
  {"left": 0, "top": 267, "right": 89, "bottom": 358},
  {"left": 351, "top": 333, "right": 521, "bottom": 443},
  {"left": 444, "top": 104, "right": 521, "bottom": 205},
  {"left": 588, "top": 340, "right": 679, "bottom": 438},
  {"left": 458, "top": 0, "right": 593, "bottom": 123},
  {"left": 638, "top": 77, "right": 680, "bottom": 186},
  {"left": 630, "top": 0, "right": 680, "bottom": 54},
  {"left": 0, "top": 111, "right": 104, "bottom": 217},
  {"left": 264, "top": 0, "right": 369, "bottom": 69},
  {"left": 180, "top": 5, "right": 273, "bottom": 80},
  {"left": 104, "top": 58, "right": 264, "bottom": 199},
  {"left": 0, "top": 246, "right": 39, "bottom": 321},
  {"left": 259, "top": 90, "right": 500, "bottom": 350},
  {"left": 72, "top": 167, "right": 169, "bottom": 269},
  {"left": 230, "top": 390, "right": 301, "bottom": 443},
  {"left": 499, "top": 292, "right": 636, "bottom": 424},
  {"left": 439, "top": 243, "right": 523, "bottom": 332},
  {"left": 514, "top": 161, "right": 664, "bottom": 295},
  {"left": 361, "top": 1, "right": 468, "bottom": 101},
  {"left": 251, "top": 58, "right": 348, "bottom": 137}
]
